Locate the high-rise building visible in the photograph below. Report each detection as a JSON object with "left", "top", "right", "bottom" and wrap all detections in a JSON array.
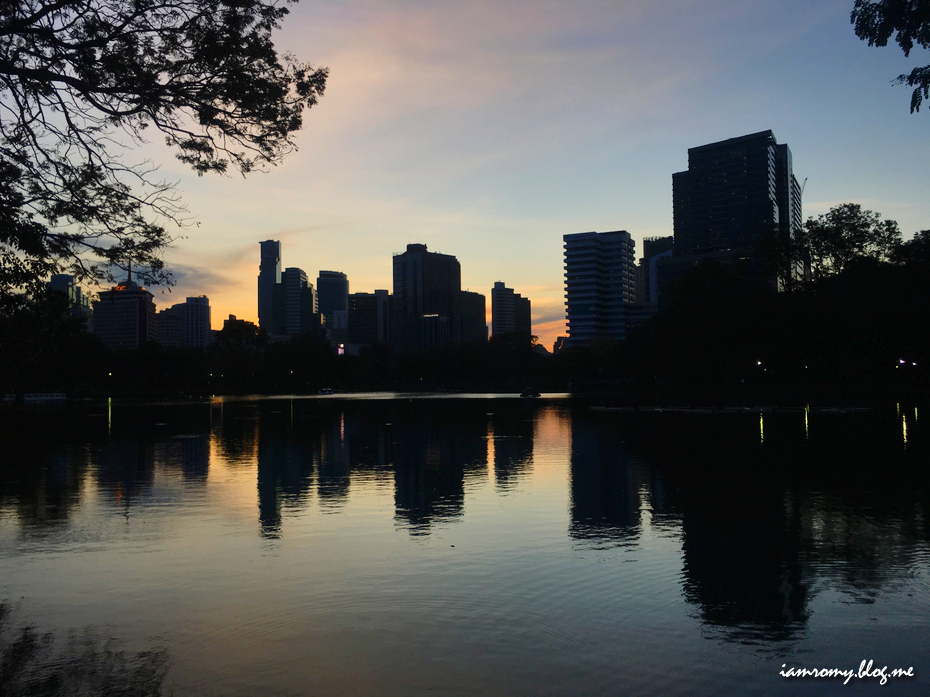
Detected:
[
  {"left": 283, "top": 267, "right": 308, "bottom": 337},
  {"left": 563, "top": 230, "right": 636, "bottom": 346},
  {"left": 48, "top": 274, "right": 78, "bottom": 303},
  {"left": 672, "top": 130, "right": 801, "bottom": 257},
  {"left": 348, "top": 290, "right": 391, "bottom": 347},
  {"left": 257, "top": 240, "right": 281, "bottom": 332},
  {"left": 272, "top": 267, "right": 317, "bottom": 337},
  {"left": 391, "top": 243, "right": 487, "bottom": 352},
  {"left": 317, "top": 271, "right": 349, "bottom": 321},
  {"left": 453, "top": 290, "right": 487, "bottom": 343},
  {"left": 392, "top": 243, "right": 461, "bottom": 353},
  {"left": 635, "top": 236, "right": 674, "bottom": 305},
  {"left": 657, "top": 130, "right": 803, "bottom": 300},
  {"left": 491, "top": 282, "right": 531, "bottom": 339},
  {"left": 92, "top": 279, "right": 158, "bottom": 349},
  {"left": 47, "top": 273, "right": 92, "bottom": 324},
  {"left": 158, "top": 296, "right": 211, "bottom": 348}
]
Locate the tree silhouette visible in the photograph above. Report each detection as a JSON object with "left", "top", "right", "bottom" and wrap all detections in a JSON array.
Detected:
[
  {"left": 893, "top": 229, "right": 930, "bottom": 266},
  {"left": 0, "top": 0, "right": 327, "bottom": 301},
  {"left": 851, "top": 0, "right": 930, "bottom": 112},
  {"left": 799, "top": 203, "right": 901, "bottom": 282}
]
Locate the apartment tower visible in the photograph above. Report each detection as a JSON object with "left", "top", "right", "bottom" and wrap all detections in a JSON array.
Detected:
[{"left": 563, "top": 230, "right": 636, "bottom": 346}]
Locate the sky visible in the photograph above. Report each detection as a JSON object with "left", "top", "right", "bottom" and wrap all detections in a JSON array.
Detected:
[{"left": 142, "top": 0, "right": 930, "bottom": 349}]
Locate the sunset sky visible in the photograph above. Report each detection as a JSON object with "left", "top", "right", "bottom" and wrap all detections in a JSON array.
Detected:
[{"left": 144, "top": 0, "right": 930, "bottom": 349}]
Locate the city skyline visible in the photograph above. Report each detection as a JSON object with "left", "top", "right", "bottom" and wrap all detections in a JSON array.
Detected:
[{"left": 90, "top": 0, "right": 928, "bottom": 350}]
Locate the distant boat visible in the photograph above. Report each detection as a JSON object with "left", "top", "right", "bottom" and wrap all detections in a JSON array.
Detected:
[
  {"left": 520, "top": 389, "right": 541, "bottom": 398},
  {"left": 317, "top": 388, "right": 334, "bottom": 395}
]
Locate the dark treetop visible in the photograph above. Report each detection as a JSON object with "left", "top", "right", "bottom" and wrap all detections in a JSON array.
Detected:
[
  {"left": 852, "top": 0, "right": 930, "bottom": 112},
  {"left": 0, "top": 0, "right": 327, "bottom": 303}
]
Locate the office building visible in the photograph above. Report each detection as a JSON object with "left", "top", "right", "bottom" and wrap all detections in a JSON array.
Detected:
[
  {"left": 491, "top": 282, "right": 532, "bottom": 339},
  {"left": 391, "top": 243, "right": 487, "bottom": 352},
  {"left": 222, "top": 314, "right": 258, "bottom": 333},
  {"left": 563, "top": 230, "right": 636, "bottom": 346},
  {"left": 272, "top": 267, "right": 318, "bottom": 337},
  {"left": 92, "top": 279, "right": 158, "bottom": 349},
  {"left": 654, "top": 131, "right": 804, "bottom": 301},
  {"left": 635, "top": 236, "right": 674, "bottom": 305},
  {"left": 48, "top": 274, "right": 79, "bottom": 305},
  {"left": 392, "top": 243, "right": 461, "bottom": 352},
  {"left": 47, "top": 273, "right": 93, "bottom": 324},
  {"left": 331, "top": 309, "right": 349, "bottom": 346},
  {"left": 348, "top": 290, "right": 391, "bottom": 347},
  {"left": 257, "top": 240, "right": 281, "bottom": 332},
  {"left": 317, "top": 271, "right": 349, "bottom": 321},
  {"left": 453, "top": 290, "right": 487, "bottom": 343},
  {"left": 672, "top": 130, "right": 801, "bottom": 257},
  {"left": 158, "top": 296, "right": 211, "bottom": 348}
]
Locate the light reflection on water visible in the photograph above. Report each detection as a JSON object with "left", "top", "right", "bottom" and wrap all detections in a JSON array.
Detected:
[{"left": 1, "top": 397, "right": 929, "bottom": 697}]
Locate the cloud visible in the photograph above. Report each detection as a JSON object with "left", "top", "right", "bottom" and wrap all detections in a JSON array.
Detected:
[
  {"left": 533, "top": 318, "right": 568, "bottom": 348},
  {"left": 533, "top": 310, "right": 566, "bottom": 326},
  {"left": 158, "top": 262, "right": 238, "bottom": 299}
]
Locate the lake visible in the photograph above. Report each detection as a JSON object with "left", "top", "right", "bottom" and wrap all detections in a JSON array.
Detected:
[{"left": 1, "top": 395, "right": 928, "bottom": 696}]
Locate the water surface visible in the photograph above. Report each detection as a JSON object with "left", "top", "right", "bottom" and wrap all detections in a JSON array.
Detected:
[{"left": 1, "top": 396, "right": 928, "bottom": 696}]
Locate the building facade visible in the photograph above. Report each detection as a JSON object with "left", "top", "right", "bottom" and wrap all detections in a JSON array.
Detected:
[
  {"left": 158, "top": 296, "right": 211, "bottom": 348},
  {"left": 491, "top": 282, "right": 531, "bottom": 339},
  {"left": 453, "top": 290, "right": 487, "bottom": 344},
  {"left": 563, "top": 230, "right": 636, "bottom": 346},
  {"left": 672, "top": 130, "right": 801, "bottom": 257},
  {"left": 272, "top": 267, "right": 318, "bottom": 337},
  {"left": 317, "top": 271, "right": 349, "bottom": 321},
  {"left": 48, "top": 273, "right": 93, "bottom": 325},
  {"left": 348, "top": 290, "right": 391, "bottom": 347},
  {"left": 257, "top": 240, "right": 281, "bottom": 333},
  {"left": 92, "top": 280, "right": 158, "bottom": 349},
  {"left": 636, "top": 236, "right": 674, "bottom": 306},
  {"left": 392, "top": 243, "right": 462, "bottom": 353},
  {"left": 660, "top": 130, "right": 803, "bottom": 301}
]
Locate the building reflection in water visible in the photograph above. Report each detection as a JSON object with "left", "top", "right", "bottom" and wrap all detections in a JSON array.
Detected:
[
  {"left": 0, "top": 447, "right": 87, "bottom": 533},
  {"left": 603, "top": 413, "right": 814, "bottom": 643},
  {"left": 210, "top": 401, "right": 259, "bottom": 467},
  {"left": 156, "top": 434, "right": 210, "bottom": 484},
  {"left": 568, "top": 417, "right": 644, "bottom": 546},
  {"left": 489, "top": 410, "right": 534, "bottom": 493},
  {"left": 317, "top": 412, "right": 350, "bottom": 509},
  {"left": 3, "top": 397, "right": 929, "bottom": 651},
  {"left": 95, "top": 439, "right": 158, "bottom": 511},
  {"left": 255, "top": 404, "right": 319, "bottom": 539},
  {"left": 675, "top": 475, "right": 810, "bottom": 643},
  {"left": 392, "top": 403, "right": 488, "bottom": 535}
]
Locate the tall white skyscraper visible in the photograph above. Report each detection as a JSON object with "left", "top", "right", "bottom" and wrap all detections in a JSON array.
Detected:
[{"left": 563, "top": 230, "right": 636, "bottom": 347}]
